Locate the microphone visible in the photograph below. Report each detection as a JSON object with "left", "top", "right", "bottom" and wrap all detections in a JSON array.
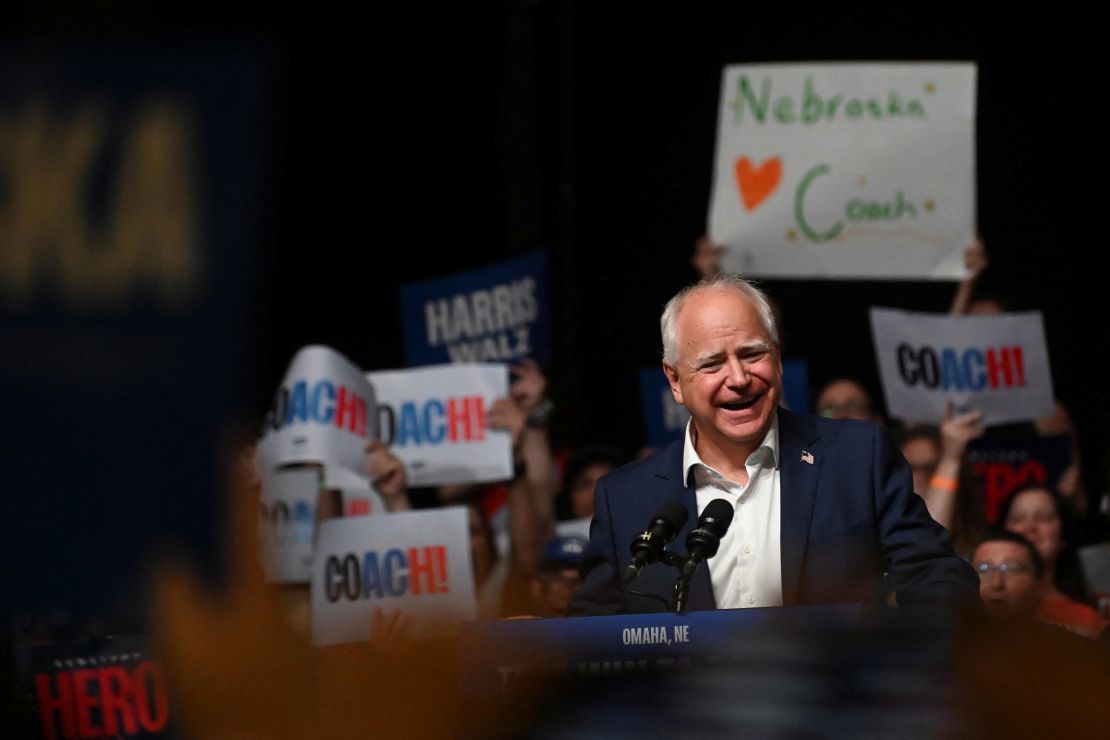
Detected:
[
  {"left": 623, "top": 500, "right": 689, "bottom": 583},
  {"left": 681, "top": 498, "right": 734, "bottom": 579}
]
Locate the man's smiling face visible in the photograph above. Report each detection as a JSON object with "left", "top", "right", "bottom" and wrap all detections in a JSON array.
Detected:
[{"left": 663, "top": 286, "right": 782, "bottom": 463}]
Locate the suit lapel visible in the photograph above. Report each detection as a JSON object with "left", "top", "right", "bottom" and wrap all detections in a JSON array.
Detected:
[
  {"left": 778, "top": 408, "right": 821, "bottom": 607},
  {"left": 649, "top": 442, "right": 716, "bottom": 610}
]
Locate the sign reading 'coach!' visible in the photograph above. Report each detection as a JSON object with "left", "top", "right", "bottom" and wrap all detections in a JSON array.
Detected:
[
  {"left": 367, "top": 363, "right": 512, "bottom": 487},
  {"left": 708, "top": 63, "right": 976, "bottom": 280},
  {"left": 400, "top": 250, "right": 551, "bottom": 367},
  {"left": 256, "top": 345, "right": 377, "bottom": 475},
  {"left": 311, "top": 507, "right": 475, "bottom": 646},
  {"left": 870, "top": 308, "right": 1055, "bottom": 426}
]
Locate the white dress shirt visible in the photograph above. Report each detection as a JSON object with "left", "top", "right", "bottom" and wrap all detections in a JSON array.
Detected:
[{"left": 682, "top": 417, "right": 783, "bottom": 609}]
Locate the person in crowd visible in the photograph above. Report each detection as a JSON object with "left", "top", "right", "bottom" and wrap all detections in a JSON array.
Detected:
[
  {"left": 553, "top": 443, "right": 629, "bottom": 523},
  {"left": 438, "top": 358, "right": 558, "bottom": 555},
  {"left": 366, "top": 440, "right": 411, "bottom": 512},
  {"left": 526, "top": 535, "right": 588, "bottom": 618},
  {"left": 569, "top": 274, "right": 979, "bottom": 616},
  {"left": 691, "top": 234, "right": 726, "bottom": 279},
  {"left": 971, "top": 530, "right": 1045, "bottom": 622},
  {"left": 999, "top": 485, "right": 1106, "bottom": 637},
  {"left": 896, "top": 402, "right": 987, "bottom": 554},
  {"left": 949, "top": 237, "right": 1087, "bottom": 514},
  {"left": 813, "top": 377, "right": 883, "bottom": 424}
]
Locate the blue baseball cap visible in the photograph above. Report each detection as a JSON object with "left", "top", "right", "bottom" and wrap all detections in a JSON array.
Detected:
[{"left": 539, "top": 535, "right": 589, "bottom": 571}]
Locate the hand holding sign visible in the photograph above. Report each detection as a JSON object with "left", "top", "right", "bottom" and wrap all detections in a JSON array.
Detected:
[
  {"left": 509, "top": 358, "right": 548, "bottom": 415},
  {"left": 366, "top": 441, "right": 409, "bottom": 512},
  {"left": 940, "top": 400, "right": 985, "bottom": 462},
  {"left": 487, "top": 397, "right": 526, "bottom": 448}
]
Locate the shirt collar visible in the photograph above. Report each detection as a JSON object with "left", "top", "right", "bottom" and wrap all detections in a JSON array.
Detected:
[{"left": 682, "top": 412, "right": 780, "bottom": 486}]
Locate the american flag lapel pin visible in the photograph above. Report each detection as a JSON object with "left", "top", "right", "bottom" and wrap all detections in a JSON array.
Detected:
[{"left": 800, "top": 451, "right": 814, "bottom": 465}]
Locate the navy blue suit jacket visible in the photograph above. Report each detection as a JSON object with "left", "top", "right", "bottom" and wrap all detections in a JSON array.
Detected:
[{"left": 567, "top": 408, "right": 979, "bottom": 615}]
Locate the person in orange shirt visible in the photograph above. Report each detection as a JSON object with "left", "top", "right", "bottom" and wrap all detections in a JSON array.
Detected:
[{"left": 999, "top": 485, "right": 1106, "bottom": 638}]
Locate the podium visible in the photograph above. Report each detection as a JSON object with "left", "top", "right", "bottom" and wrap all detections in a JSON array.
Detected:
[
  {"left": 458, "top": 605, "right": 967, "bottom": 736},
  {"left": 459, "top": 605, "right": 870, "bottom": 696}
]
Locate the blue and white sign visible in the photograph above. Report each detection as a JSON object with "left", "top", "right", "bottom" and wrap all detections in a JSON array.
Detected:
[
  {"left": 367, "top": 363, "right": 513, "bottom": 487},
  {"left": 400, "top": 250, "right": 551, "bottom": 367}
]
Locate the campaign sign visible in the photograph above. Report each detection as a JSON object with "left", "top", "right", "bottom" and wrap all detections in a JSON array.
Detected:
[
  {"left": 399, "top": 250, "right": 551, "bottom": 367},
  {"left": 0, "top": 45, "right": 270, "bottom": 615},
  {"left": 870, "top": 308, "right": 1055, "bottom": 426},
  {"left": 258, "top": 467, "right": 319, "bottom": 584},
  {"left": 311, "top": 507, "right": 476, "bottom": 646},
  {"left": 366, "top": 363, "right": 512, "bottom": 487},
  {"left": 966, "top": 435, "right": 1072, "bottom": 523},
  {"left": 323, "top": 464, "right": 388, "bottom": 518},
  {"left": 638, "top": 368, "right": 690, "bottom": 449},
  {"left": 256, "top": 345, "right": 377, "bottom": 475},
  {"left": 28, "top": 635, "right": 170, "bottom": 738},
  {"left": 708, "top": 63, "right": 976, "bottom": 279}
]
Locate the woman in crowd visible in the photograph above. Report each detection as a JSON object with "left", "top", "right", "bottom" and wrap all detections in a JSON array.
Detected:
[{"left": 999, "top": 485, "right": 1106, "bottom": 637}]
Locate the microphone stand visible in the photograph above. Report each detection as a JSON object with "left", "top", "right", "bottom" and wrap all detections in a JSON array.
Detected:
[{"left": 657, "top": 553, "right": 691, "bottom": 614}]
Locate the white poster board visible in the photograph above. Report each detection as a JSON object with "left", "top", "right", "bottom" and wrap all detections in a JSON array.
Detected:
[
  {"left": 256, "top": 345, "right": 377, "bottom": 474},
  {"left": 366, "top": 364, "right": 512, "bottom": 487},
  {"left": 311, "top": 507, "right": 476, "bottom": 646},
  {"left": 257, "top": 467, "right": 319, "bottom": 584},
  {"left": 323, "top": 464, "right": 388, "bottom": 518},
  {"left": 870, "top": 308, "right": 1055, "bottom": 425},
  {"left": 708, "top": 63, "right": 976, "bottom": 279}
]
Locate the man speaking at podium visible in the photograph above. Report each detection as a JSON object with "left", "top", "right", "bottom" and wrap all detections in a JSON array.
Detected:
[{"left": 567, "top": 275, "right": 979, "bottom": 616}]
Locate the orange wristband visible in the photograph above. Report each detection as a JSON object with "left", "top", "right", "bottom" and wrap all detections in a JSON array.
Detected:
[{"left": 928, "top": 475, "right": 959, "bottom": 492}]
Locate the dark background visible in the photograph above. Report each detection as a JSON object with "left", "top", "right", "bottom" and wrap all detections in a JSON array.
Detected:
[{"left": 4, "top": 3, "right": 1108, "bottom": 613}]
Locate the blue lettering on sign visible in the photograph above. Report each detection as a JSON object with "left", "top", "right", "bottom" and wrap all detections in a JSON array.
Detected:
[
  {"left": 311, "top": 380, "right": 335, "bottom": 423},
  {"left": 423, "top": 399, "right": 445, "bottom": 444},
  {"left": 963, "top": 348, "right": 986, "bottom": 391},
  {"left": 361, "top": 552, "right": 384, "bottom": 599},
  {"left": 397, "top": 402, "right": 422, "bottom": 446},
  {"left": 384, "top": 548, "right": 409, "bottom": 597},
  {"left": 940, "top": 348, "right": 964, "bottom": 391},
  {"left": 390, "top": 397, "right": 484, "bottom": 447},
  {"left": 287, "top": 381, "right": 309, "bottom": 424},
  {"left": 897, "top": 345, "right": 1024, "bottom": 392}
]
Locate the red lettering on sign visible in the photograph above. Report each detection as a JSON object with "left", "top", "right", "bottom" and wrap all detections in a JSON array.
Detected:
[
  {"left": 447, "top": 398, "right": 470, "bottom": 441},
  {"left": 986, "top": 347, "right": 1020, "bottom": 389},
  {"left": 73, "top": 669, "right": 103, "bottom": 738},
  {"left": 335, "top": 386, "right": 368, "bottom": 436},
  {"left": 98, "top": 666, "right": 138, "bottom": 735},
  {"left": 133, "top": 661, "right": 170, "bottom": 732},
  {"left": 975, "top": 460, "right": 1047, "bottom": 522},
  {"left": 36, "top": 671, "right": 77, "bottom": 739},
  {"left": 34, "top": 661, "right": 170, "bottom": 738}
]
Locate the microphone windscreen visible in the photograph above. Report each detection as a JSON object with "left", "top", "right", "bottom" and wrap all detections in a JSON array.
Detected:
[
  {"left": 654, "top": 500, "right": 690, "bottom": 534},
  {"left": 699, "top": 498, "right": 734, "bottom": 539}
]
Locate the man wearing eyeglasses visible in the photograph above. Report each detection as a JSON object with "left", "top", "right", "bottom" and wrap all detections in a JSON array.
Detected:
[{"left": 972, "top": 530, "right": 1044, "bottom": 620}]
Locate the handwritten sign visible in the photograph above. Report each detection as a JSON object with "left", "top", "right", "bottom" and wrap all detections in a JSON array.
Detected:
[
  {"left": 366, "top": 363, "right": 512, "bottom": 487},
  {"left": 870, "top": 308, "right": 1055, "bottom": 425},
  {"left": 311, "top": 508, "right": 476, "bottom": 646},
  {"left": 256, "top": 345, "right": 377, "bottom": 475},
  {"left": 708, "top": 63, "right": 976, "bottom": 279}
]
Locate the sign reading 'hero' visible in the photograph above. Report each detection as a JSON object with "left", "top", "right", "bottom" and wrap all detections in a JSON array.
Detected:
[{"left": 708, "top": 63, "right": 976, "bottom": 280}]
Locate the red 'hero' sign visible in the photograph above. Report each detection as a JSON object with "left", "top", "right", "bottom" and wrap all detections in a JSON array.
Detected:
[{"left": 35, "top": 658, "right": 169, "bottom": 738}]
